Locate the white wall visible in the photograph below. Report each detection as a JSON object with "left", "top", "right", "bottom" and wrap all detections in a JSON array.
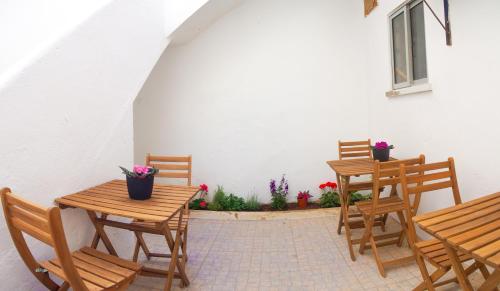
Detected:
[
  {"left": 364, "top": 0, "right": 500, "bottom": 213},
  {"left": 165, "top": 0, "right": 209, "bottom": 36},
  {"left": 0, "top": 0, "right": 167, "bottom": 289},
  {"left": 0, "top": 0, "right": 110, "bottom": 76},
  {"left": 134, "top": 0, "right": 370, "bottom": 202}
]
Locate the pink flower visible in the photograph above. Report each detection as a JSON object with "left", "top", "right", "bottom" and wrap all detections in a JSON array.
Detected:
[
  {"left": 375, "top": 141, "right": 389, "bottom": 149},
  {"left": 133, "top": 165, "right": 150, "bottom": 175}
]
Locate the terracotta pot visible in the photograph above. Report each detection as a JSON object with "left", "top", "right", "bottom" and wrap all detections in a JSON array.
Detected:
[{"left": 297, "top": 198, "right": 308, "bottom": 209}]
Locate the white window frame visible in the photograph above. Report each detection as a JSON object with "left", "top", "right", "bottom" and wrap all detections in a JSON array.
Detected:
[{"left": 389, "top": 0, "right": 428, "bottom": 90}]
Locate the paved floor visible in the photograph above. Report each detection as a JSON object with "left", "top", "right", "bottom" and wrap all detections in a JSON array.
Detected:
[{"left": 129, "top": 209, "right": 485, "bottom": 291}]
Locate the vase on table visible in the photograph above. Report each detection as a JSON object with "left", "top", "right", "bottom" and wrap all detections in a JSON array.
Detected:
[{"left": 126, "top": 175, "right": 154, "bottom": 200}]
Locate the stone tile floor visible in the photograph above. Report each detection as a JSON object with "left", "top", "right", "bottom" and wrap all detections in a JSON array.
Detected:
[{"left": 129, "top": 210, "right": 486, "bottom": 291}]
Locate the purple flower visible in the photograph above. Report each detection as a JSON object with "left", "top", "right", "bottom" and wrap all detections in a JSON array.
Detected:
[{"left": 270, "top": 179, "right": 277, "bottom": 194}]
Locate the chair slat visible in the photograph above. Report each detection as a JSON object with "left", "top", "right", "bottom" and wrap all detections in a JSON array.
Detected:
[
  {"left": 11, "top": 217, "right": 54, "bottom": 246},
  {"left": 406, "top": 171, "right": 451, "bottom": 184},
  {"left": 8, "top": 205, "right": 50, "bottom": 233},
  {"left": 339, "top": 140, "right": 370, "bottom": 146},
  {"left": 148, "top": 155, "right": 190, "bottom": 162},
  {"left": 156, "top": 172, "right": 190, "bottom": 179},
  {"left": 149, "top": 163, "right": 189, "bottom": 170},
  {"left": 407, "top": 180, "right": 453, "bottom": 194}
]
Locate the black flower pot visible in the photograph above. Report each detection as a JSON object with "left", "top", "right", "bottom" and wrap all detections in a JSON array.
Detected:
[
  {"left": 372, "top": 148, "right": 390, "bottom": 162},
  {"left": 126, "top": 175, "right": 154, "bottom": 200}
]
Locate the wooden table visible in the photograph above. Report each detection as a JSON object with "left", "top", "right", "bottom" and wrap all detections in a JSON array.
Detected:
[
  {"left": 55, "top": 179, "right": 199, "bottom": 291},
  {"left": 327, "top": 158, "right": 394, "bottom": 261},
  {"left": 414, "top": 192, "right": 500, "bottom": 291}
]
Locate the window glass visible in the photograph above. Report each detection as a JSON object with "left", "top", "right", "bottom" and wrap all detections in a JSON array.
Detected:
[
  {"left": 410, "top": 2, "right": 427, "bottom": 80},
  {"left": 392, "top": 12, "right": 408, "bottom": 84}
]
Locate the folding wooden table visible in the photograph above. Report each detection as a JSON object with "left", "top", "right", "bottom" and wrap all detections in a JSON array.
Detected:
[
  {"left": 414, "top": 192, "right": 500, "bottom": 291},
  {"left": 327, "top": 158, "right": 396, "bottom": 261},
  {"left": 55, "top": 179, "right": 199, "bottom": 291}
]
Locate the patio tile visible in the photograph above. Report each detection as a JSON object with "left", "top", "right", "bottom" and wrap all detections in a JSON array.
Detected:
[{"left": 127, "top": 211, "right": 488, "bottom": 290}]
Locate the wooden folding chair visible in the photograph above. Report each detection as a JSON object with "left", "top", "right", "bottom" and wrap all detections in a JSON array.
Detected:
[
  {"left": 399, "top": 158, "right": 489, "bottom": 290},
  {"left": 356, "top": 155, "right": 426, "bottom": 277},
  {"left": 131, "top": 154, "right": 192, "bottom": 266},
  {"left": 1, "top": 188, "right": 141, "bottom": 291},
  {"left": 337, "top": 139, "right": 390, "bottom": 235}
]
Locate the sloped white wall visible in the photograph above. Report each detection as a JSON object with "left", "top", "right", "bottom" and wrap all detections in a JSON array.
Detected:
[
  {"left": 0, "top": 0, "right": 111, "bottom": 76},
  {"left": 364, "top": 0, "right": 500, "bottom": 213},
  {"left": 134, "top": 0, "right": 369, "bottom": 202},
  {"left": 0, "top": 0, "right": 167, "bottom": 289}
]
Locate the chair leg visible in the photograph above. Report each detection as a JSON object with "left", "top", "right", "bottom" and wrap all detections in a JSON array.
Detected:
[
  {"left": 359, "top": 214, "right": 373, "bottom": 255},
  {"left": 337, "top": 207, "right": 344, "bottom": 234},
  {"left": 57, "top": 281, "right": 70, "bottom": 291},
  {"left": 395, "top": 210, "right": 409, "bottom": 247},
  {"left": 182, "top": 227, "right": 188, "bottom": 264},
  {"left": 413, "top": 253, "right": 436, "bottom": 291},
  {"left": 370, "top": 235, "right": 386, "bottom": 277}
]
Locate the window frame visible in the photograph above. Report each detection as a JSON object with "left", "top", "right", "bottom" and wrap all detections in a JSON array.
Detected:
[{"left": 388, "top": 0, "right": 428, "bottom": 90}]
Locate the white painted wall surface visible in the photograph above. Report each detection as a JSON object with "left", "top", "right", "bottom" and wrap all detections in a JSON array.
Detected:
[
  {"left": 165, "top": 0, "right": 209, "bottom": 36},
  {"left": 363, "top": 0, "right": 500, "bottom": 214},
  {"left": 0, "top": 0, "right": 110, "bottom": 76},
  {"left": 0, "top": 0, "right": 167, "bottom": 289},
  {"left": 134, "top": 0, "right": 370, "bottom": 202}
]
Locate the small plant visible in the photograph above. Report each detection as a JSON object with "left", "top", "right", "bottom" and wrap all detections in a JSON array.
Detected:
[
  {"left": 244, "top": 194, "right": 261, "bottom": 211},
  {"left": 297, "top": 190, "right": 312, "bottom": 208},
  {"left": 319, "top": 181, "right": 340, "bottom": 208},
  {"left": 297, "top": 190, "right": 312, "bottom": 200},
  {"left": 224, "top": 194, "right": 246, "bottom": 211},
  {"left": 189, "top": 184, "right": 209, "bottom": 210},
  {"left": 208, "top": 185, "right": 226, "bottom": 211},
  {"left": 350, "top": 192, "right": 371, "bottom": 203},
  {"left": 371, "top": 141, "right": 394, "bottom": 162},
  {"left": 119, "top": 165, "right": 158, "bottom": 178},
  {"left": 270, "top": 175, "right": 288, "bottom": 210}
]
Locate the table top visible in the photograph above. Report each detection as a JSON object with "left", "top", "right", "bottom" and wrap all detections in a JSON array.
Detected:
[
  {"left": 327, "top": 158, "right": 377, "bottom": 176},
  {"left": 414, "top": 192, "right": 500, "bottom": 269},
  {"left": 55, "top": 179, "right": 199, "bottom": 222}
]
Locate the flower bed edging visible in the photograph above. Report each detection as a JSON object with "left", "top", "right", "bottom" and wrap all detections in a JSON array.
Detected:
[{"left": 190, "top": 207, "right": 339, "bottom": 221}]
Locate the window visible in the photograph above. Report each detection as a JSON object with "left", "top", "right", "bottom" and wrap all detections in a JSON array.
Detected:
[{"left": 389, "top": 0, "right": 427, "bottom": 89}]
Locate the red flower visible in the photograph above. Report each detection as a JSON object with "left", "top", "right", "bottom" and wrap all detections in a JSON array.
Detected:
[
  {"left": 199, "top": 184, "right": 208, "bottom": 192},
  {"left": 199, "top": 200, "right": 207, "bottom": 208},
  {"left": 319, "top": 183, "right": 326, "bottom": 189},
  {"left": 326, "top": 182, "right": 337, "bottom": 189}
]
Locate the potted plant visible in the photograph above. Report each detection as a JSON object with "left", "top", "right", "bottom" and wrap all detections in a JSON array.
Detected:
[
  {"left": 270, "top": 175, "right": 288, "bottom": 210},
  {"left": 297, "top": 190, "right": 312, "bottom": 209},
  {"left": 120, "top": 165, "right": 158, "bottom": 200},
  {"left": 371, "top": 141, "right": 394, "bottom": 162}
]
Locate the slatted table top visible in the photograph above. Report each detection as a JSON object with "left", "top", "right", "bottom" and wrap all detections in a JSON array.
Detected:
[
  {"left": 55, "top": 179, "right": 199, "bottom": 222},
  {"left": 414, "top": 192, "right": 500, "bottom": 269},
  {"left": 327, "top": 158, "right": 376, "bottom": 176}
]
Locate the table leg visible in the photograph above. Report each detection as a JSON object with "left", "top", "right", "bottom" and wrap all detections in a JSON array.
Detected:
[
  {"left": 90, "top": 213, "right": 107, "bottom": 249},
  {"left": 336, "top": 174, "right": 344, "bottom": 235},
  {"left": 86, "top": 211, "right": 118, "bottom": 256},
  {"left": 163, "top": 211, "right": 189, "bottom": 291},
  {"left": 443, "top": 243, "right": 473, "bottom": 291},
  {"left": 339, "top": 175, "right": 356, "bottom": 261}
]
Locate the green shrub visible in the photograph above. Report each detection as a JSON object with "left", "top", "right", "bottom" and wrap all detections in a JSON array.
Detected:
[
  {"left": 244, "top": 194, "right": 261, "bottom": 211},
  {"left": 319, "top": 191, "right": 341, "bottom": 208},
  {"left": 208, "top": 186, "right": 226, "bottom": 211},
  {"left": 223, "top": 194, "right": 246, "bottom": 211},
  {"left": 319, "top": 191, "right": 371, "bottom": 208},
  {"left": 271, "top": 195, "right": 288, "bottom": 210}
]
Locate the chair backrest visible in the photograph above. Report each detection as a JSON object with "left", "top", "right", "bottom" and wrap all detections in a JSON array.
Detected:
[
  {"left": 371, "top": 155, "right": 426, "bottom": 210},
  {"left": 338, "top": 139, "right": 372, "bottom": 160},
  {"left": 146, "top": 154, "right": 192, "bottom": 186},
  {"left": 1, "top": 188, "right": 87, "bottom": 290},
  {"left": 399, "top": 158, "right": 462, "bottom": 245}
]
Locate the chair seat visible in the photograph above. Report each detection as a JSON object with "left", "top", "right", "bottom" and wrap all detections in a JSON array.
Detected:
[
  {"left": 355, "top": 196, "right": 404, "bottom": 215},
  {"left": 415, "top": 239, "right": 473, "bottom": 268},
  {"left": 40, "top": 247, "right": 141, "bottom": 291},
  {"left": 131, "top": 213, "right": 189, "bottom": 233}
]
